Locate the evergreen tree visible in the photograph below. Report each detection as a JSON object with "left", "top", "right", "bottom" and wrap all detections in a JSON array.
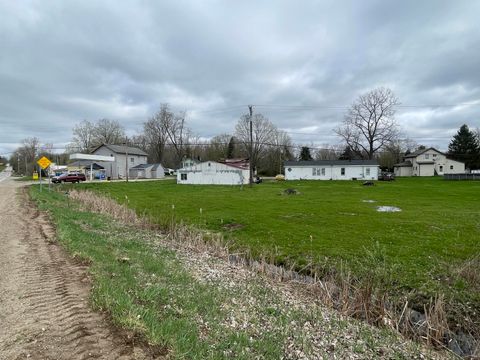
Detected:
[
  {"left": 299, "top": 146, "right": 313, "bottom": 161},
  {"left": 226, "top": 136, "right": 235, "bottom": 159},
  {"left": 448, "top": 124, "right": 480, "bottom": 169},
  {"left": 338, "top": 145, "right": 357, "bottom": 160}
]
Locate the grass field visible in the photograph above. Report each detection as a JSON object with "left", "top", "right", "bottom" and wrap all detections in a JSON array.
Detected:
[
  {"left": 79, "top": 178, "right": 479, "bottom": 325},
  {"left": 29, "top": 186, "right": 441, "bottom": 359}
]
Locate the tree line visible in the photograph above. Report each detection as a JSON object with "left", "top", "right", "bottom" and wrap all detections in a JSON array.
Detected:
[{"left": 7, "top": 88, "right": 480, "bottom": 175}]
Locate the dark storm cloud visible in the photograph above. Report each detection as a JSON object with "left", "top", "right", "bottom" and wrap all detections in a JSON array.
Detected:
[{"left": 1, "top": 0, "right": 479, "bottom": 156}]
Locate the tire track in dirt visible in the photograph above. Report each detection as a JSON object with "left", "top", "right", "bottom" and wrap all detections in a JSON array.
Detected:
[{"left": 0, "top": 178, "right": 164, "bottom": 360}]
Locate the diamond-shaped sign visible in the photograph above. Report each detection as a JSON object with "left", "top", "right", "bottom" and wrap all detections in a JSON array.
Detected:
[{"left": 37, "top": 156, "right": 52, "bottom": 169}]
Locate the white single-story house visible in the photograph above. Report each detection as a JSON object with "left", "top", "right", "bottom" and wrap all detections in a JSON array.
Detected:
[
  {"left": 129, "top": 163, "right": 165, "bottom": 179},
  {"left": 284, "top": 160, "right": 380, "bottom": 180},
  {"left": 393, "top": 147, "right": 465, "bottom": 177},
  {"left": 91, "top": 144, "right": 148, "bottom": 179},
  {"left": 177, "top": 159, "right": 249, "bottom": 185}
]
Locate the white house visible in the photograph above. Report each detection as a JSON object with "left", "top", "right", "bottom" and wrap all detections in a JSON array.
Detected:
[
  {"left": 91, "top": 144, "right": 148, "bottom": 179},
  {"left": 393, "top": 148, "right": 465, "bottom": 177},
  {"left": 177, "top": 159, "right": 249, "bottom": 185},
  {"left": 284, "top": 160, "right": 379, "bottom": 180},
  {"left": 129, "top": 163, "right": 165, "bottom": 179}
]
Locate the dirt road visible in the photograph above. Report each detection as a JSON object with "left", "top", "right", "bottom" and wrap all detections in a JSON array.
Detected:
[{"left": 0, "top": 174, "right": 151, "bottom": 359}]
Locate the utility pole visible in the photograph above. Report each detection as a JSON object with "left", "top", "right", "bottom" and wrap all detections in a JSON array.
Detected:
[
  {"left": 125, "top": 136, "right": 129, "bottom": 182},
  {"left": 248, "top": 105, "right": 254, "bottom": 186}
]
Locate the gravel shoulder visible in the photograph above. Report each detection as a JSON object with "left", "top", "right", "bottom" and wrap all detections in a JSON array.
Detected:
[{"left": 0, "top": 177, "right": 153, "bottom": 359}]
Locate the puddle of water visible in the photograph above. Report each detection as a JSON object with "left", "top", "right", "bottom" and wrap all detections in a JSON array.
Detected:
[{"left": 377, "top": 206, "right": 402, "bottom": 212}]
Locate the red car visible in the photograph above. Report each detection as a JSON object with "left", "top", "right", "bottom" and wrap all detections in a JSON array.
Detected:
[{"left": 52, "top": 173, "right": 86, "bottom": 183}]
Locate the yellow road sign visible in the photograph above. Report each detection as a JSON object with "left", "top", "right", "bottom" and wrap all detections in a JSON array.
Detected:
[{"left": 37, "top": 156, "right": 52, "bottom": 169}]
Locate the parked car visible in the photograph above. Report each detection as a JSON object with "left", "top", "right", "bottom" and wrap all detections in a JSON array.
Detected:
[
  {"left": 52, "top": 173, "right": 86, "bottom": 183},
  {"left": 164, "top": 168, "right": 176, "bottom": 176},
  {"left": 378, "top": 172, "right": 395, "bottom": 181}
]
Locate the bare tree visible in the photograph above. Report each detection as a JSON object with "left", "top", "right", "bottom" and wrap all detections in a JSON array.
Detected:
[
  {"left": 141, "top": 104, "right": 194, "bottom": 166},
  {"left": 204, "top": 133, "right": 232, "bottom": 160},
  {"left": 71, "top": 120, "right": 95, "bottom": 152},
  {"left": 235, "top": 113, "right": 277, "bottom": 171},
  {"left": 335, "top": 87, "right": 399, "bottom": 159},
  {"left": 143, "top": 105, "right": 171, "bottom": 162},
  {"left": 93, "top": 118, "right": 125, "bottom": 145},
  {"left": 315, "top": 144, "right": 340, "bottom": 160},
  {"left": 259, "top": 130, "right": 293, "bottom": 175}
]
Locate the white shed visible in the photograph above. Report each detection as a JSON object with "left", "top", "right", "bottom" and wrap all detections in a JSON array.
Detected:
[
  {"left": 129, "top": 163, "right": 165, "bottom": 179},
  {"left": 177, "top": 160, "right": 249, "bottom": 185},
  {"left": 284, "top": 160, "right": 379, "bottom": 180}
]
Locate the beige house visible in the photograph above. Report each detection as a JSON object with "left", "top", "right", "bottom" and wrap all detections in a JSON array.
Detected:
[{"left": 394, "top": 147, "right": 465, "bottom": 177}]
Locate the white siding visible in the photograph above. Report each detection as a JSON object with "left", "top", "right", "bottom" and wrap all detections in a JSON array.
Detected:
[
  {"left": 394, "top": 166, "right": 412, "bottom": 177},
  {"left": 405, "top": 149, "right": 465, "bottom": 176},
  {"left": 285, "top": 165, "right": 378, "bottom": 180},
  {"left": 177, "top": 161, "right": 249, "bottom": 185}
]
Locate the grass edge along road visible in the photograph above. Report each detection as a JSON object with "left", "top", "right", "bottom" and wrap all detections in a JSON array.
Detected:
[{"left": 29, "top": 186, "right": 452, "bottom": 359}]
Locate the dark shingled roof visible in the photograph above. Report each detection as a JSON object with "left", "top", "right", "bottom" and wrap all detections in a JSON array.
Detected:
[
  {"left": 284, "top": 160, "right": 379, "bottom": 166},
  {"left": 91, "top": 144, "right": 148, "bottom": 156},
  {"left": 393, "top": 161, "right": 413, "bottom": 167},
  {"left": 404, "top": 147, "right": 444, "bottom": 158},
  {"left": 130, "top": 163, "right": 164, "bottom": 170},
  {"left": 68, "top": 161, "right": 104, "bottom": 169}
]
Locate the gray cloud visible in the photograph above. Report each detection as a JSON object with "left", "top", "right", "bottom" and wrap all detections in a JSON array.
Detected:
[{"left": 1, "top": 0, "right": 479, "bottom": 157}]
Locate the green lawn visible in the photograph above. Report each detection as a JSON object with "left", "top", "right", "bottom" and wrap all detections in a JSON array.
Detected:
[{"left": 80, "top": 178, "right": 479, "bottom": 321}]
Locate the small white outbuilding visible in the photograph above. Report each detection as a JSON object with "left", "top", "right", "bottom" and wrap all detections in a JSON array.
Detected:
[
  {"left": 284, "top": 160, "right": 380, "bottom": 180},
  {"left": 177, "top": 159, "right": 250, "bottom": 185}
]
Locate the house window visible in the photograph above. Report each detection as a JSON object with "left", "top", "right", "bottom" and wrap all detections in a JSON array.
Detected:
[
  {"left": 181, "top": 173, "right": 187, "bottom": 180},
  {"left": 450, "top": 165, "right": 454, "bottom": 170},
  {"left": 433, "top": 154, "right": 437, "bottom": 157},
  {"left": 341, "top": 168, "right": 345, "bottom": 176},
  {"left": 130, "top": 157, "right": 134, "bottom": 163},
  {"left": 321, "top": 168, "right": 325, "bottom": 176},
  {"left": 312, "top": 168, "right": 320, "bottom": 176},
  {"left": 208, "top": 162, "right": 211, "bottom": 167},
  {"left": 366, "top": 168, "right": 370, "bottom": 176},
  {"left": 425, "top": 154, "right": 430, "bottom": 159},
  {"left": 439, "top": 166, "right": 443, "bottom": 172}
]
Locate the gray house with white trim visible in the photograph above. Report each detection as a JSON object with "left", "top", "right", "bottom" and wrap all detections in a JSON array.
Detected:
[{"left": 91, "top": 144, "right": 148, "bottom": 179}]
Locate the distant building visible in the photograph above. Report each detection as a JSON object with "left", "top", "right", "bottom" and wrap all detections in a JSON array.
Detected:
[
  {"left": 284, "top": 160, "right": 379, "bottom": 180},
  {"left": 393, "top": 148, "right": 465, "bottom": 177},
  {"left": 91, "top": 144, "right": 148, "bottom": 179},
  {"left": 177, "top": 159, "right": 249, "bottom": 185},
  {"left": 129, "top": 163, "right": 165, "bottom": 179}
]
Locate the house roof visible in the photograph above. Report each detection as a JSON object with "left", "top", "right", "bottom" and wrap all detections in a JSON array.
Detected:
[
  {"left": 130, "top": 163, "right": 164, "bottom": 170},
  {"left": 393, "top": 161, "right": 412, "bottom": 167},
  {"left": 284, "top": 160, "right": 379, "bottom": 167},
  {"left": 91, "top": 144, "right": 148, "bottom": 156},
  {"left": 404, "top": 147, "right": 444, "bottom": 158},
  {"left": 220, "top": 159, "right": 249, "bottom": 170}
]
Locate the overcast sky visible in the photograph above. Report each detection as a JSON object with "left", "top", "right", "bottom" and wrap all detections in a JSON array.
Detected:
[{"left": 1, "top": 0, "right": 479, "bottom": 157}]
